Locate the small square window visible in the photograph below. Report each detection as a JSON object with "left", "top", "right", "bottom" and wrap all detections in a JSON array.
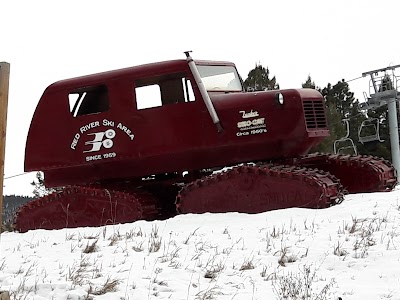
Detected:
[{"left": 135, "top": 84, "right": 162, "bottom": 109}]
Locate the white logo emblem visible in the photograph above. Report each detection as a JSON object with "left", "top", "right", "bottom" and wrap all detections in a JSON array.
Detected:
[
  {"left": 240, "top": 110, "right": 259, "bottom": 119},
  {"left": 84, "top": 129, "right": 116, "bottom": 153}
]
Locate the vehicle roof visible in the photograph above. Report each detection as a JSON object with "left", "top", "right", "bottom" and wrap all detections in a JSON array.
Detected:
[{"left": 47, "top": 59, "right": 236, "bottom": 91}]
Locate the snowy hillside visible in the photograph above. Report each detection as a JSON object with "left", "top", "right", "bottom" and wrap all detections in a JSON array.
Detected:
[{"left": 1, "top": 189, "right": 400, "bottom": 300}]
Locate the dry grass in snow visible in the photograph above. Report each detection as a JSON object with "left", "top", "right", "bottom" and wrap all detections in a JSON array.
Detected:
[{"left": 1, "top": 189, "right": 400, "bottom": 299}]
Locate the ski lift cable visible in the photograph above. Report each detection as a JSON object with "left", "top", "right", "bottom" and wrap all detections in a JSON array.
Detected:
[
  {"left": 328, "top": 112, "right": 367, "bottom": 127},
  {"left": 328, "top": 109, "right": 394, "bottom": 127},
  {"left": 325, "top": 96, "right": 400, "bottom": 128},
  {"left": 3, "top": 172, "right": 31, "bottom": 180},
  {"left": 345, "top": 76, "right": 364, "bottom": 83}
]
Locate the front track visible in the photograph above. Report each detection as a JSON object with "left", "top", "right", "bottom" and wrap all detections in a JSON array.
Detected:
[{"left": 289, "top": 153, "right": 397, "bottom": 193}]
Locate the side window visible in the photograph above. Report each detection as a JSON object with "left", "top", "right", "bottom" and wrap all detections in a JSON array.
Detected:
[
  {"left": 182, "top": 78, "right": 195, "bottom": 102},
  {"left": 69, "top": 85, "right": 109, "bottom": 117},
  {"left": 135, "top": 73, "right": 195, "bottom": 110},
  {"left": 136, "top": 84, "right": 162, "bottom": 109}
]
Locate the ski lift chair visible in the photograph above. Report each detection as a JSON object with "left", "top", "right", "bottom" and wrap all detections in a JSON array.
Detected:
[
  {"left": 333, "top": 119, "right": 358, "bottom": 155},
  {"left": 358, "top": 118, "right": 384, "bottom": 144}
]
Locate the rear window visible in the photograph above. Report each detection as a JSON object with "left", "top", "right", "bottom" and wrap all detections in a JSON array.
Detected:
[{"left": 68, "top": 85, "right": 109, "bottom": 117}]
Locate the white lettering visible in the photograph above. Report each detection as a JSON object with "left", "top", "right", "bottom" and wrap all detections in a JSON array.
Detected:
[
  {"left": 72, "top": 120, "right": 134, "bottom": 153},
  {"left": 85, "top": 154, "right": 102, "bottom": 162},
  {"left": 117, "top": 122, "right": 135, "bottom": 140},
  {"left": 237, "top": 120, "right": 252, "bottom": 128},
  {"left": 80, "top": 121, "right": 100, "bottom": 134},
  {"left": 240, "top": 110, "right": 259, "bottom": 119},
  {"left": 252, "top": 118, "right": 265, "bottom": 126},
  {"left": 250, "top": 128, "right": 267, "bottom": 135},
  {"left": 103, "top": 119, "right": 115, "bottom": 127},
  {"left": 237, "top": 118, "right": 266, "bottom": 130},
  {"left": 236, "top": 131, "right": 250, "bottom": 137},
  {"left": 103, "top": 152, "right": 117, "bottom": 159},
  {"left": 70, "top": 133, "right": 80, "bottom": 150}
]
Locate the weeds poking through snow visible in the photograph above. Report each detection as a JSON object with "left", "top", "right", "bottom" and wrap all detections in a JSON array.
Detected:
[
  {"left": 204, "top": 261, "right": 225, "bottom": 279},
  {"left": 183, "top": 227, "right": 199, "bottom": 245},
  {"left": 333, "top": 241, "right": 348, "bottom": 257},
  {"left": 160, "top": 242, "right": 181, "bottom": 266},
  {"left": 5, "top": 193, "right": 400, "bottom": 299},
  {"left": 102, "top": 227, "right": 107, "bottom": 240},
  {"left": 353, "top": 236, "right": 375, "bottom": 258},
  {"left": 125, "top": 227, "right": 143, "bottom": 240},
  {"left": 272, "top": 264, "right": 335, "bottom": 300},
  {"left": 270, "top": 225, "right": 280, "bottom": 238},
  {"left": 239, "top": 257, "right": 255, "bottom": 271},
  {"left": 277, "top": 246, "right": 297, "bottom": 267},
  {"left": 132, "top": 241, "right": 144, "bottom": 252},
  {"left": 195, "top": 285, "right": 222, "bottom": 300},
  {"left": 83, "top": 240, "right": 99, "bottom": 254},
  {"left": 90, "top": 276, "right": 120, "bottom": 295},
  {"left": 260, "top": 265, "right": 268, "bottom": 277},
  {"left": 68, "top": 262, "right": 89, "bottom": 287},
  {"left": 23, "top": 262, "right": 37, "bottom": 277},
  {"left": 148, "top": 225, "right": 162, "bottom": 253},
  {"left": 84, "top": 233, "right": 100, "bottom": 240},
  {"left": 65, "top": 232, "right": 76, "bottom": 241},
  {"left": 0, "top": 259, "right": 6, "bottom": 271},
  {"left": 108, "top": 233, "right": 122, "bottom": 246},
  {"left": 262, "top": 233, "right": 274, "bottom": 253},
  {"left": 348, "top": 216, "right": 359, "bottom": 234}
]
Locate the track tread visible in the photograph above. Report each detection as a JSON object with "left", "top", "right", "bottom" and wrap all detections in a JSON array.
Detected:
[
  {"left": 14, "top": 186, "right": 154, "bottom": 232},
  {"left": 176, "top": 164, "right": 344, "bottom": 214},
  {"left": 293, "top": 153, "right": 397, "bottom": 193}
]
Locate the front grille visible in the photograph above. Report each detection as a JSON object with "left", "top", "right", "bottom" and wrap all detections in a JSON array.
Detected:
[{"left": 303, "top": 100, "right": 327, "bottom": 129}]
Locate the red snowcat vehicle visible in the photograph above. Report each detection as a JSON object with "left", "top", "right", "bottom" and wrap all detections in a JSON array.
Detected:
[{"left": 15, "top": 52, "right": 397, "bottom": 232}]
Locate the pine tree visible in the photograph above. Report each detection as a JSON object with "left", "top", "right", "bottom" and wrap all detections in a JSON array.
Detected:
[
  {"left": 302, "top": 75, "right": 316, "bottom": 89},
  {"left": 31, "top": 171, "right": 56, "bottom": 198},
  {"left": 321, "top": 80, "right": 359, "bottom": 119},
  {"left": 243, "top": 64, "right": 279, "bottom": 91}
]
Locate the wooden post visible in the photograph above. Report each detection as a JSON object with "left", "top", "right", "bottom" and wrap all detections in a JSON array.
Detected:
[
  {"left": 0, "top": 291, "right": 10, "bottom": 300},
  {"left": 0, "top": 62, "right": 10, "bottom": 232}
]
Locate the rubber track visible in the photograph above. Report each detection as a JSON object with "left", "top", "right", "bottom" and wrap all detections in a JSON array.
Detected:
[
  {"left": 291, "top": 153, "right": 397, "bottom": 193},
  {"left": 14, "top": 186, "right": 157, "bottom": 233},
  {"left": 176, "top": 164, "right": 345, "bottom": 215}
]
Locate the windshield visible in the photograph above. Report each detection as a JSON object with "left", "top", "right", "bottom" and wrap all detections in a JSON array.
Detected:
[{"left": 196, "top": 65, "right": 243, "bottom": 92}]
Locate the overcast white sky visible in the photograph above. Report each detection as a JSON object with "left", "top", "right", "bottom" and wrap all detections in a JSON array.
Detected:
[{"left": 2, "top": 0, "right": 400, "bottom": 196}]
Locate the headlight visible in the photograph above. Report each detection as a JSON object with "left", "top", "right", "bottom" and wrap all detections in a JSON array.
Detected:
[{"left": 274, "top": 92, "right": 284, "bottom": 105}]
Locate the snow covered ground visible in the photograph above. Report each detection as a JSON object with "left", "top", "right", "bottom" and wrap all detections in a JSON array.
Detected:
[{"left": 1, "top": 189, "right": 400, "bottom": 300}]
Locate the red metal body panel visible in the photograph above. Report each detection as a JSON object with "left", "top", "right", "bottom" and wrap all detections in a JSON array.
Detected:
[
  {"left": 25, "top": 59, "right": 328, "bottom": 187},
  {"left": 17, "top": 57, "right": 397, "bottom": 233}
]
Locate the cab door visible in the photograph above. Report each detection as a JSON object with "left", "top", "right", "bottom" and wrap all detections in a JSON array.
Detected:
[{"left": 129, "top": 71, "right": 211, "bottom": 171}]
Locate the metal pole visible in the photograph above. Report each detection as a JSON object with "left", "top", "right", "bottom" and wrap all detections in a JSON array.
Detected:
[
  {"left": 387, "top": 98, "right": 400, "bottom": 181},
  {"left": 0, "top": 62, "right": 10, "bottom": 231},
  {"left": 184, "top": 51, "right": 223, "bottom": 133},
  {"left": 363, "top": 65, "right": 400, "bottom": 183}
]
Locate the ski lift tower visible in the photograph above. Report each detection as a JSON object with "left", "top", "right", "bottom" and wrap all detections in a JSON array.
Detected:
[{"left": 361, "top": 64, "right": 400, "bottom": 182}]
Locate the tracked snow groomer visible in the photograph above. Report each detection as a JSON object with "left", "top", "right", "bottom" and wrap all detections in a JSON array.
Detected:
[{"left": 15, "top": 52, "right": 397, "bottom": 232}]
